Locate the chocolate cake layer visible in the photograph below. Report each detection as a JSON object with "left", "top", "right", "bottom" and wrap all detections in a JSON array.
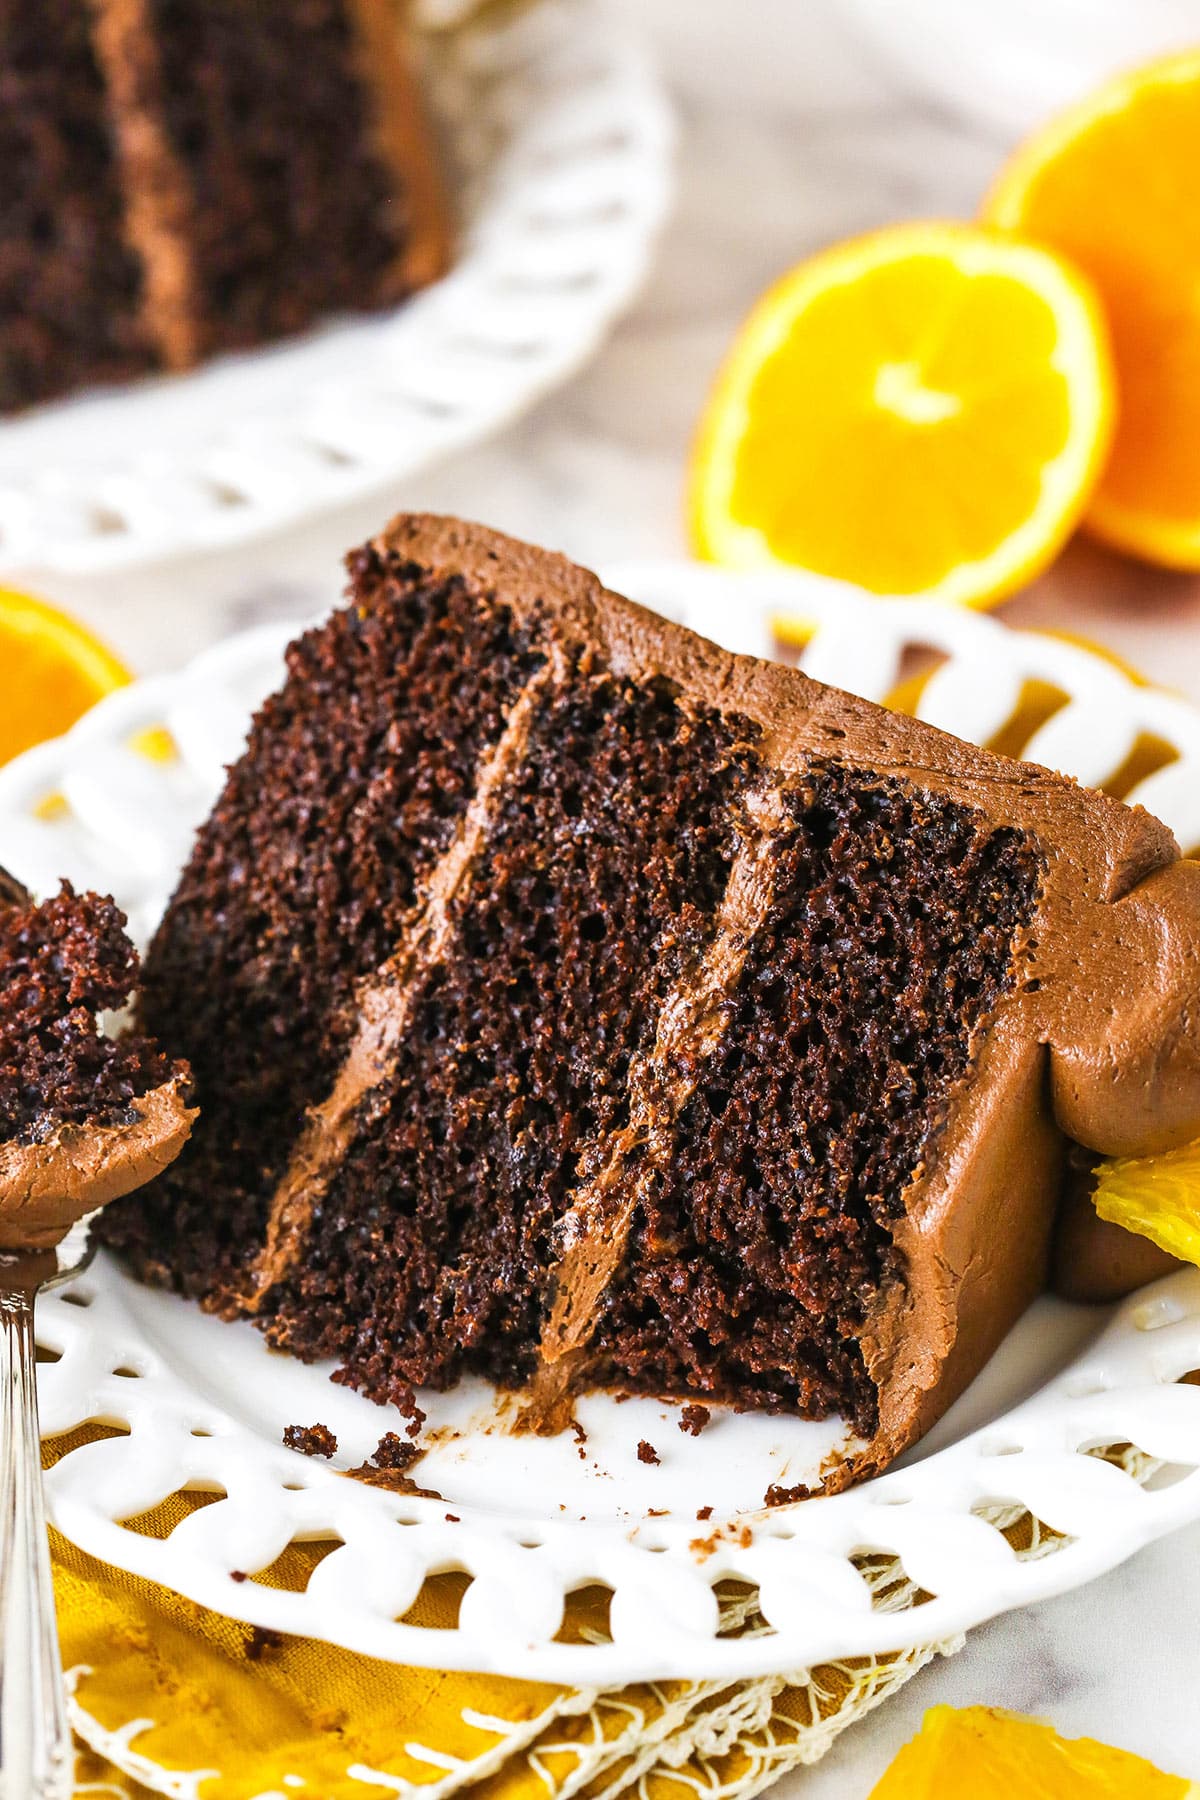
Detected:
[
  {"left": 262, "top": 669, "right": 757, "bottom": 1396},
  {"left": 117, "top": 562, "right": 543, "bottom": 1298},
  {"left": 122, "top": 0, "right": 435, "bottom": 360},
  {"left": 0, "top": 881, "right": 170, "bottom": 1142},
  {"left": 103, "top": 515, "right": 1200, "bottom": 1488},
  {"left": 590, "top": 771, "right": 1045, "bottom": 1437},
  {"left": 0, "top": 0, "right": 150, "bottom": 411},
  {"left": 0, "top": 871, "right": 194, "bottom": 1252}
]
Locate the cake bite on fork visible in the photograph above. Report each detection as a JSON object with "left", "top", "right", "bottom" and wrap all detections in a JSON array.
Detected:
[{"left": 0, "top": 868, "right": 194, "bottom": 1799}]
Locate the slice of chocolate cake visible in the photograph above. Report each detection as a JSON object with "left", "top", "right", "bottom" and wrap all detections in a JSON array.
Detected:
[
  {"left": 99, "top": 516, "right": 1200, "bottom": 1488},
  {"left": 0, "top": 870, "right": 194, "bottom": 1252}
]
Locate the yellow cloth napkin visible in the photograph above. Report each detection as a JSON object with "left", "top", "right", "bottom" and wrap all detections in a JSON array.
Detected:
[{"left": 46, "top": 1429, "right": 948, "bottom": 1799}]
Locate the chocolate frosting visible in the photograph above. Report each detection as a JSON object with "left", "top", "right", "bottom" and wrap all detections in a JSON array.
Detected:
[
  {"left": 89, "top": 0, "right": 203, "bottom": 370},
  {"left": 0, "top": 1077, "right": 196, "bottom": 1253},
  {"left": 1053, "top": 1176, "right": 1182, "bottom": 1304},
  {"left": 0, "top": 871, "right": 196, "bottom": 1253},
  {"left": 250, "top": 515, "right": 1200, "bottom": 1485},
  {"left": 343, "top": 0, "right": 452, "bottom": 295}
]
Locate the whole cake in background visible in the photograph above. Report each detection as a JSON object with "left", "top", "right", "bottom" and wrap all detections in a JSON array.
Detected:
[
  {"left": 98, "top": 515, "right": 1200, "bottom": 1492},
  {"left": 0, "top": 868, "right": 194, "bottom": 1252},
  {"left": 0, "top": 0, "right": 449, "bottom": 413}
]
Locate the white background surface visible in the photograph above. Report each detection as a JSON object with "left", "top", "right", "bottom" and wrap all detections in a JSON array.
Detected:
[{"left": 14, "top": 2, "right": 1200, "bottom": 1787}]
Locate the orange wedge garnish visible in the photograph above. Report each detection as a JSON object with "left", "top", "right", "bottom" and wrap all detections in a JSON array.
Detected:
[
  {"left": 1092, "top": 1137, "right": 1200, "bottom": 1268},
  {"left": 871, "top": 1705, "right": 1195, "bottom": 1798},
  {"left": 985, "top": 50, "right": 1200, "bottom": 568},
  {"left": 0, "top": 588, "right": 130, "bottom": 765},
  {"left": 688, "top": 222, "right": 1114, "bottom": 607}
]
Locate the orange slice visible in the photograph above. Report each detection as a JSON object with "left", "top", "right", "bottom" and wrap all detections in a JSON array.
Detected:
[
  {"left": 0, "top": 588, "right": 130, "bottom": 765},
  {"left": 871, "top": 1706, "right": 1196, "bottom": 1798},
  {"left": 688, "top": 222, "right": 1114, "bottom": 607},
  {"left": 1092, "top": 1136, "right": 1200, "bottom": 1267},
  {"left": 985, "top": 50, "right": 1200, "bottom": 568}
]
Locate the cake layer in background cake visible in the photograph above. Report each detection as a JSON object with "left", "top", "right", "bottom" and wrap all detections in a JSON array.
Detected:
[
  {"left": 0, "top": 0, "right": 152, "bottom": 411},
  {"left": 93, "top": 0, "right": 449, "bottom": 369},
  {"left": 99, "top": 516, "right": 1200, "bottom": 1489},
  {"left": 0, "top": 0, "right": 449, "bottom": 412}
]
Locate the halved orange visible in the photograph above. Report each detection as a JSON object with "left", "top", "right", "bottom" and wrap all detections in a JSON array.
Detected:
[
  {"left": 688, "top": 222, "right": 1114, "bottom": 607},
  {"left": 985, "top": 50, "right": 1200, "bottom": 568},
  {"left": 0, "top": 587, "right": 130, "bottom": 765},
  {"left": 871, "top": 1705, "right": 1195, "bottom": 1798}
]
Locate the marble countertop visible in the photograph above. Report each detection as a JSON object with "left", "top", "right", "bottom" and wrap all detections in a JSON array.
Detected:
[{"left": 23, "top": 1, "right": 1200, "bottom": 1787}]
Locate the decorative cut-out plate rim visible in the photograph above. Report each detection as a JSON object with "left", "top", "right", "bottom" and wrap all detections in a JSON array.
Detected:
[
  {"left": 0, "top": 0, "right": 673, "bottom": 577},
  {"left": 5, "top": 560, "right": 1200, "bottom": 1683}
]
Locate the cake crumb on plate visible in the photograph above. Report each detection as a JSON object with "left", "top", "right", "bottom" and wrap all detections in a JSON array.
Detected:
[
  {"left": 282, "top": 1423, "right": 337, "bottom": 1459},
  {"left": 371, "top": 1431, "right": 422, "bottom": 1472}
]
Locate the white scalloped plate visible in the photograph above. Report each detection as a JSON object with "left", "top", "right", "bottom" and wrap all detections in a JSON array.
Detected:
[
  {"left": 0, "top": 2, "right": 671, "bottom": 577},
  {"left": 5, "top": 563, "right": 1200, "bottom": 1683}
]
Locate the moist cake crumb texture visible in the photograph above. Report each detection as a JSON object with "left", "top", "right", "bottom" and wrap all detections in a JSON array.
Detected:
[
  {"left": 101, "top": 515, "right": 1200, "bottom": 1486},
  {"left": 371, "top": 1432, "right": 423, "bottom": 1474},
  {"left": 99, "top": 529, "right": 1042, "bottom": 1441},
  {"left": 267, "top": 670, "right": 755, "bottom": 1393},
  {"left": 0, "top": 882, "right": 174, "bottom": 1143},
  {"left": 118, "top": 561, "right": 543, "bottom": 1296},
  {"left": 593, "top": 772, "right": 1042, "bottom": 1437}
]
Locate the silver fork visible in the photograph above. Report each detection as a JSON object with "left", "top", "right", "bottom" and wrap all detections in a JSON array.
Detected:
[{"left": 0, "top": 1216, "right": 96, "bottom": 1800}]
